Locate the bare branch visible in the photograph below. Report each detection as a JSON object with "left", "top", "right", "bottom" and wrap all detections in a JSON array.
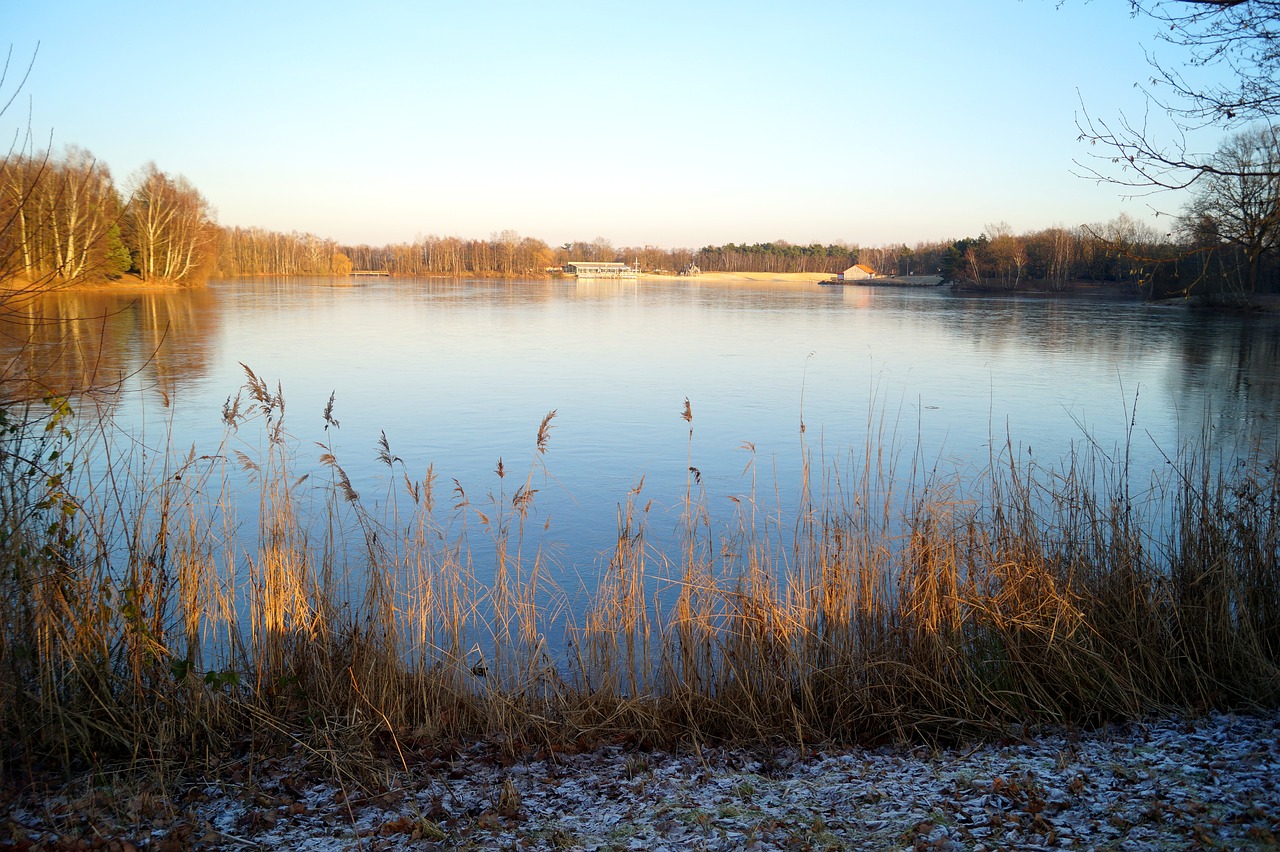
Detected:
[{"left": 1076, "top": 2, "right": 1280, "bottom": 193}]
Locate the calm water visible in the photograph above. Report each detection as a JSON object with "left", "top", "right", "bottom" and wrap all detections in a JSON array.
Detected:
[{"left": 9, "top": 276, "right": 1280, "bottom": 587}]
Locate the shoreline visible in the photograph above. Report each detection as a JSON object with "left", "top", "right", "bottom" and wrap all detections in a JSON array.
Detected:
[
  {"left": 818, "top": 274, "right": 945, "bottom": 287},
  {"left": 12, "top": 273, "right": 1280, "bottom": 311},
  {"left": 1, "top": 276, "right": 202, "bottom": 294},
  {"left": 639, "top": 271, "right": 833, "bottom": 284}
]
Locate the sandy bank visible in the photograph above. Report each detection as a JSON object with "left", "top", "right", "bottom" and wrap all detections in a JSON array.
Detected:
[{"left": 1, "top": 276, "right": 201, "bottom": 294}]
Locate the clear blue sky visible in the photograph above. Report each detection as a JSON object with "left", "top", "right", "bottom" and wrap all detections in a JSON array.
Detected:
[{"left": 3, "top": 0, "right": 1226, "bottom": 248}]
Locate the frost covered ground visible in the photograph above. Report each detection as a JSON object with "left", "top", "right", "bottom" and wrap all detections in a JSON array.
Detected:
[{"left": 4, "top": 710, "right": 1278, "bottom": 850}]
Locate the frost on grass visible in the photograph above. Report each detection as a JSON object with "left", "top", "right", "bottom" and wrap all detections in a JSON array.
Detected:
[{"left": 3, "top": 710, "right": 1277, "bottom": 850}]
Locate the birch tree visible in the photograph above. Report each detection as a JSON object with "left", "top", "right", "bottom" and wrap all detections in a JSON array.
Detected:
[
  {"left": 46, "top": 147, "right": 121, "bottom": 281},
  {"left": 0, "top": 154, "right": 46, "bottom": 282},
  {"left": 124, "top": 163, "right": 215, "bottom": 284}
]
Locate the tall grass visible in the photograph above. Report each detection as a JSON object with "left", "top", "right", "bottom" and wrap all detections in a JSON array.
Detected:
[{"left": 1, "top": 366, "right": 1277, "bottom": 782}]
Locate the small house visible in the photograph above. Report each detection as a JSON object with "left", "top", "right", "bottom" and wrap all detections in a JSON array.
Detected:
[{"left": 837, "top": 264, "right": 877, "bottom": 282}]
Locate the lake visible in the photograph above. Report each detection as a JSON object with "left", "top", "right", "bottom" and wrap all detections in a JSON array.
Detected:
[{"left": 8, "top": 276, "right": 1279, "bottom": 606}]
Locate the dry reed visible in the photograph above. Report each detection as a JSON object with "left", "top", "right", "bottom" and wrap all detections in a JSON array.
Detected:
[{"left": 1, "top": 369, "right": 1277, "bottom": 786}]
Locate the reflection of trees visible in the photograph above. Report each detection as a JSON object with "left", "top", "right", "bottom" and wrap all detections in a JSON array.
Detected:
[
  {"left": 0, "top": 287, "right": 217, "bottom": 407},
  {"left": 930, "top": 296, "right": 1154, "bottom": 361},
  {"left": 926, "top": 292, "right": 1280, "bottom": 447},
  {"left": 1169, "top": 316, "right": 1280, "bottom": 446}
]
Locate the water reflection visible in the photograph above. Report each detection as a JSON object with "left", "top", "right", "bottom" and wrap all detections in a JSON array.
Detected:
[
  {"left": 912, "top": 292, "right": 1279, "bottom": 448},
  {"left": 4, "top": 278, "right": 1277, "bottom": 544},
  {"left": 1169, "top": 313, "right": 1280, "bottom": 444},
  {"left": 0, "top": 286, "right": 219, "bottom": 407},
  {"left": 3, "top": 276, "right": 1278, "bottom": 656}
]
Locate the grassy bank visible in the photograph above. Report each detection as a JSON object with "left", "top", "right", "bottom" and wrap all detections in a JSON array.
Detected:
[{"left": 1, "top": 368, "right": 1277, "bottom": 785}]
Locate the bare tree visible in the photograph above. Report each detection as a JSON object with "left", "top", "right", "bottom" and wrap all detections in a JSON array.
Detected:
[
  {"left": 1138, "top": 0, "right": 1280, "bottom": 125},
  {"left": 123, "top": 163, "right": 215, "bottom": 284},
  {"left": 44, "top": 146, "right": 122, "bottom": 282},
  {"left": 1180, "top": 124, "right": 1280, "bottom": 293},
  {"left": 0, "top": 153, "right": 47, "bottom": 285},
  {"left": 985, "top": 222, "right": 1028, "bottom": 289},
  {"left": 1020, "top": 227, "right": 1075, "bottom": 290},
  {"left": 1077, "top": 0, "right": 1280, "bottom": 191}
]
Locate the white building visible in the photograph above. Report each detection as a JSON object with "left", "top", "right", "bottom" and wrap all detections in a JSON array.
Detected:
[
  {"left": 837, "top": 264, "right": 877, "bottom": 281},
  {"left": 564, "top": 261, "right": 638, "bottom": 279}
]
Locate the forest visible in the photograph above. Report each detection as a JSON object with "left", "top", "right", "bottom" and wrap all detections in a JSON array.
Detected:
[
  {"left": 3, "top": 129, "right": 1278, "bottom": 302},
  {"left": 0, "top": 151, "right": 217, "bottom": 286}
]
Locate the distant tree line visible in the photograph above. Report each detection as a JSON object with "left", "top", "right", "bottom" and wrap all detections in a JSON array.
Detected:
[
  {"left": 216, "top": 227, "right": 352, "bottom": 277},
  {"left": 219, "top": 225, "right": 1217, "bottom": 295},
  {"left": 6, "top": 138, "right": 1276, "bottom": 303},
  {"left": 267, "top": 235, "right": 855, "bottom": 277},
  {"left": 938, "top": 124, "right": 1280, "bottom": 301},
  {"left": 336, "top": 231, "right": 557, "bottom": 276},
  {"left": 1, "top": 147, "right": 217, "bottom": 286},
  {"left": 937, "top": 216, "right": 1167, "bottom": 292},
  {"left": 692, "top": 242, "right": 857, "bottom": 274}
]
